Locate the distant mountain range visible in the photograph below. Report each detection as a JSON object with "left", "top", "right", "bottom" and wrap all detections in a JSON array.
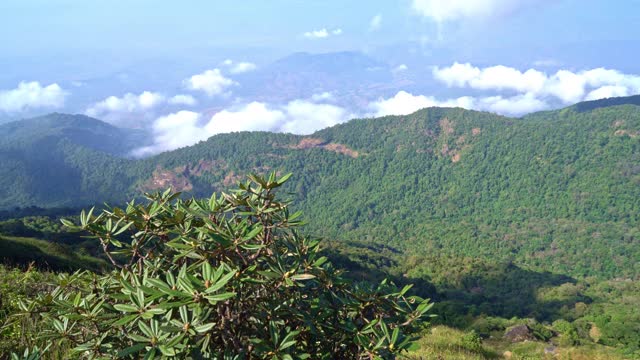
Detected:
[{"left": 1, "top": 95, "right": 639, "bottom": 279}]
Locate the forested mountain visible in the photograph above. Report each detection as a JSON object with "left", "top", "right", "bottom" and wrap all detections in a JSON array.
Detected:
[
  {"left": 0, "top": 113, "right": 150, "bottom": 208},
  {"left": 1, "top": 97, "right": 639, "bottom": 281},
  {"left": 2, "top": 97, "right": 640, "bottom": 356}
]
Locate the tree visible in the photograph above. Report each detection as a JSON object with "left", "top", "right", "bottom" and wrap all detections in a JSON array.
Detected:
[{"left": 15, "top": 173, "right": 432, "bottom": 359}]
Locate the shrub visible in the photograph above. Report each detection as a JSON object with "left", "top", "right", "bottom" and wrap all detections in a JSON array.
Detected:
[
  {"left": 13, "top": 173, "right": 433, "bottom": 359},
  {"left": 460, "top": 330, "right": 482, "bottom": 352}
]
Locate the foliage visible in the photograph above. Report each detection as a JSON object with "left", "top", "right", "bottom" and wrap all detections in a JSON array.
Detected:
[
  {"left": 0, "top": 265, "right": 56, "bottom": 356},
  {"left": 1, "top": 102, "right": 640, "bottom": 281},
  {"left": 460, "top": 330, "right": 483, "bottom": 352},
  {"left": 12, "top": 174, "right": 432, "bottom": 359},
  {"left": 0, "top": 234, "right": 106, "bottom": 272}
]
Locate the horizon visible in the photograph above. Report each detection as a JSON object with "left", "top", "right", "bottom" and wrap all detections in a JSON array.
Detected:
[{"left": 2, "top": 0, "right": 640, "bottom": 155}]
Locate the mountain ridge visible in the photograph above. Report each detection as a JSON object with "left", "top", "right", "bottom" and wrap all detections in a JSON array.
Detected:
[{"left": 1, "top": 96, "right": 639, "bottom": 279}]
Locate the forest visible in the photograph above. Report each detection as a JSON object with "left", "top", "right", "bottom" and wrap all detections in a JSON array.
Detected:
[{"left": 1, "top": 96, "right": 640, "bottom": 358}]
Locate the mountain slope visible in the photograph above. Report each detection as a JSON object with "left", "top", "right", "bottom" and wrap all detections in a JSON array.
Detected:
[
  {"left": 0, "top": 113, "right": 149, "bottom": 207},
  {"left": 1, "top": 99, "right": 639, "bottom": 279}
]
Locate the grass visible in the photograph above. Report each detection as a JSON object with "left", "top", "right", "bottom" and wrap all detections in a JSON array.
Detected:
[
  {"left": 403, "top": 326, "right": 499, "bottom": 360},
  {"left": 0, "top": 234, "right": 106, "bottom": 272},
  {"left": 403, "top": 326, "right": 629, "bottom": 360}
]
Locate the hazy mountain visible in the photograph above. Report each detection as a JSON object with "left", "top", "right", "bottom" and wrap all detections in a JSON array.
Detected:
[
  {"left": 0, "top": 113, "right": 150, "bottom": 156},
  {"left": 234, "top": 51, "right": 408, "bottom": 107}
]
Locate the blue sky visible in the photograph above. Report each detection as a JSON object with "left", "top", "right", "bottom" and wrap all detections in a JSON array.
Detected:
[
  {"left": 1, "top": 0, "right": 640, "bottom": 156},
  {"left": 2, "top": 0, "right": 639, "bottom": 59}
]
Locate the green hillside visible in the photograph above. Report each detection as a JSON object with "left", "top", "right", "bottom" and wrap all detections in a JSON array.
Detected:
[{"left": 1, "top": 99, "right": 639, "bottom": 281}]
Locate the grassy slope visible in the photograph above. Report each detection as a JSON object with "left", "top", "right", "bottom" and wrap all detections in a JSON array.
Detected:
[
  {"left": 0, "top": 235, "right": 106, "bottom": 272},
  {"left": 405, "top": 325, "right": 626, "bottom": 360}
]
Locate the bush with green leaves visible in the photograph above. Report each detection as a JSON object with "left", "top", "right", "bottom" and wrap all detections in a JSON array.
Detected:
[{"left": 13, "top": 173, "right": 432, "bottom": 359}]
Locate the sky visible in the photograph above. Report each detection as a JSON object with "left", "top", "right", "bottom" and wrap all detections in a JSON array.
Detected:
[{"left": 1, "top": 0, "right": 640, "bottom": 155}]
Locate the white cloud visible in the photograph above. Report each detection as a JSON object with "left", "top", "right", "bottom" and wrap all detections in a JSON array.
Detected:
[
  {"left": 304, "top": 29, "right": 329, "bottom": 38},
  {"left": 369, "top": 91, "right": 547, "bottom": 117},
  {"left": 204, "top": 101, "right": 349, "bottom": 135},
  {"left": 310, "top": 92, "right": 335, "bottom": 102},
  {"left": 86, "top": 91, "right": 165, "bottom": 118},
  {"left": 280, "top": 100, "right": 349, "bottom": 133},
  {"left": 369, "top": 91, "right": 474, "bottom": 117},
  {"left": 369, "top": 15, "right": 382, "bottom": 31},
  {"left": 134, "top": 100, "right": 351, "bottom": 156},
  {"left": 392, "top": 64, "right": 409, "bottom": 73},
  {"left": 411, "top": 0, "right": 531, "bottom": 23},
  {"left": 168, "top": 94, "right": 197, "bottom": 106},
  {"left": 433, "top": 62, "right": 640, "bottom": 104},
  {"left": 204, "top": 102, "right": 286, "bottom": 134},
  {"left": 230, "top": 62, "right": 257, "bottom": 74},
  {"left": 221, "top": 59, "right": 257, "bottom": 74},
  {"left": 585, "top": 85, "right": 629, "bottom": 101},
  {"left": 303, "top": 28, "right": 342, "bottom": 39},
  {"left": 132, "top": 111, "right": 209, "bottom": 157},
  {"left": 0, "top": 81, "right": 68, "bottom": 112},
  {"left": 184, "top": 69, "right": 236, "bottom": 96},
  {"left": 476, "top": 94, "right": 548, "bottom": 115}
]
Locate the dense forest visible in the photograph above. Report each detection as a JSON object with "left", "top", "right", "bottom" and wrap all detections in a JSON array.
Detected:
[{"left": 1, "top": 96, "right": 640, "bottom": 358}]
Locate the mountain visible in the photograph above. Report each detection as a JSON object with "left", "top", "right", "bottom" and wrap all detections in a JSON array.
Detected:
[
  {"left": 0, "top": 113, "right": 149, "bottom": 156},
  {"left": 234, "top": 51, "right": 405, "bottom": 107},
  {"left": 1, "top": 98, "right": 640, "bottom": 280},
  {"left": 0, "top": 113, "right": 150, "bottom": 208}
]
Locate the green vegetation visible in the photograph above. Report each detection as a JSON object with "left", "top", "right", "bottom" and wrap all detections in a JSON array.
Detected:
[
  {"left": 1, "top": 96, "right": 640, "bottom": 358},
  {"left": 2, "top": 99, "right": 639, "bottom": 280},
  {"left": 6, "top": 174, "right": 432, "bottom": 359},
  {"left": 0, "top": 235, "right": 105, "bottom": 272}
]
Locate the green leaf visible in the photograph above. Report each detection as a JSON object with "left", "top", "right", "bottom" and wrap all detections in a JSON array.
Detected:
[
  {"left": 290, "top": 274, "right": 316, "bottom": 281},
  {"left": 158, "top": 345, "right": 176, "bottom": 357},
  {"left": 194, "top": 323, "right": 215, "bottom": 333},
  {"left": 242, "top": 225, "right": 263, "bottom": 240},
  {"left": 142, "top": 348, "right": 157, "bottom": 360},
  {"left": 117, "top": 343, "right": 147, "bottom": 358},
  {"left": 205, "top": 292, "right": 236, "bottom": 304},
  {"left": 112, "top": 314, "right": 139, "bottom": 327},
  {"left": 276, "top": 172, "right": 293, "bottom": 185},
  {"left": 205, "top": 270, "right": 236, "bottom": 294},
  {"left": 114, "top": 304, "right": 140, "bottom": 313}
]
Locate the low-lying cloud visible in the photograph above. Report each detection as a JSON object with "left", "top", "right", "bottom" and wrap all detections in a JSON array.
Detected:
[
  {"left": 433, "top": 62, "right": 640, "bottom": 105},
  {"left": 86, "top": 91, "right": 165, "bottom": 124},
  {"left": 369, "top": 91, "right": 548, "bottom": 117},
  {"left": 133, "top": 100, "right": 351, "bottom": 156},
  {"left": 0, "top": 81, "right": 68, "bottom": 112}
]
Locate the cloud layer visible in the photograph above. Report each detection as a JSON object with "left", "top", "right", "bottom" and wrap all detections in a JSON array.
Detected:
[
  {"left": 134, "top": 100, "right": 351, "bottom": 156},
  {"left": 433, "top": 62, "right": 640, "bottom": 104},
  {"left": 0, "top": 81, "right": 68, "bottom": 112},
  {"left": 86, "top": 91, "right": 165, "bottom": 118},
  {"left": 369, "top": 91, "right": 548, "bottom": 117}
]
